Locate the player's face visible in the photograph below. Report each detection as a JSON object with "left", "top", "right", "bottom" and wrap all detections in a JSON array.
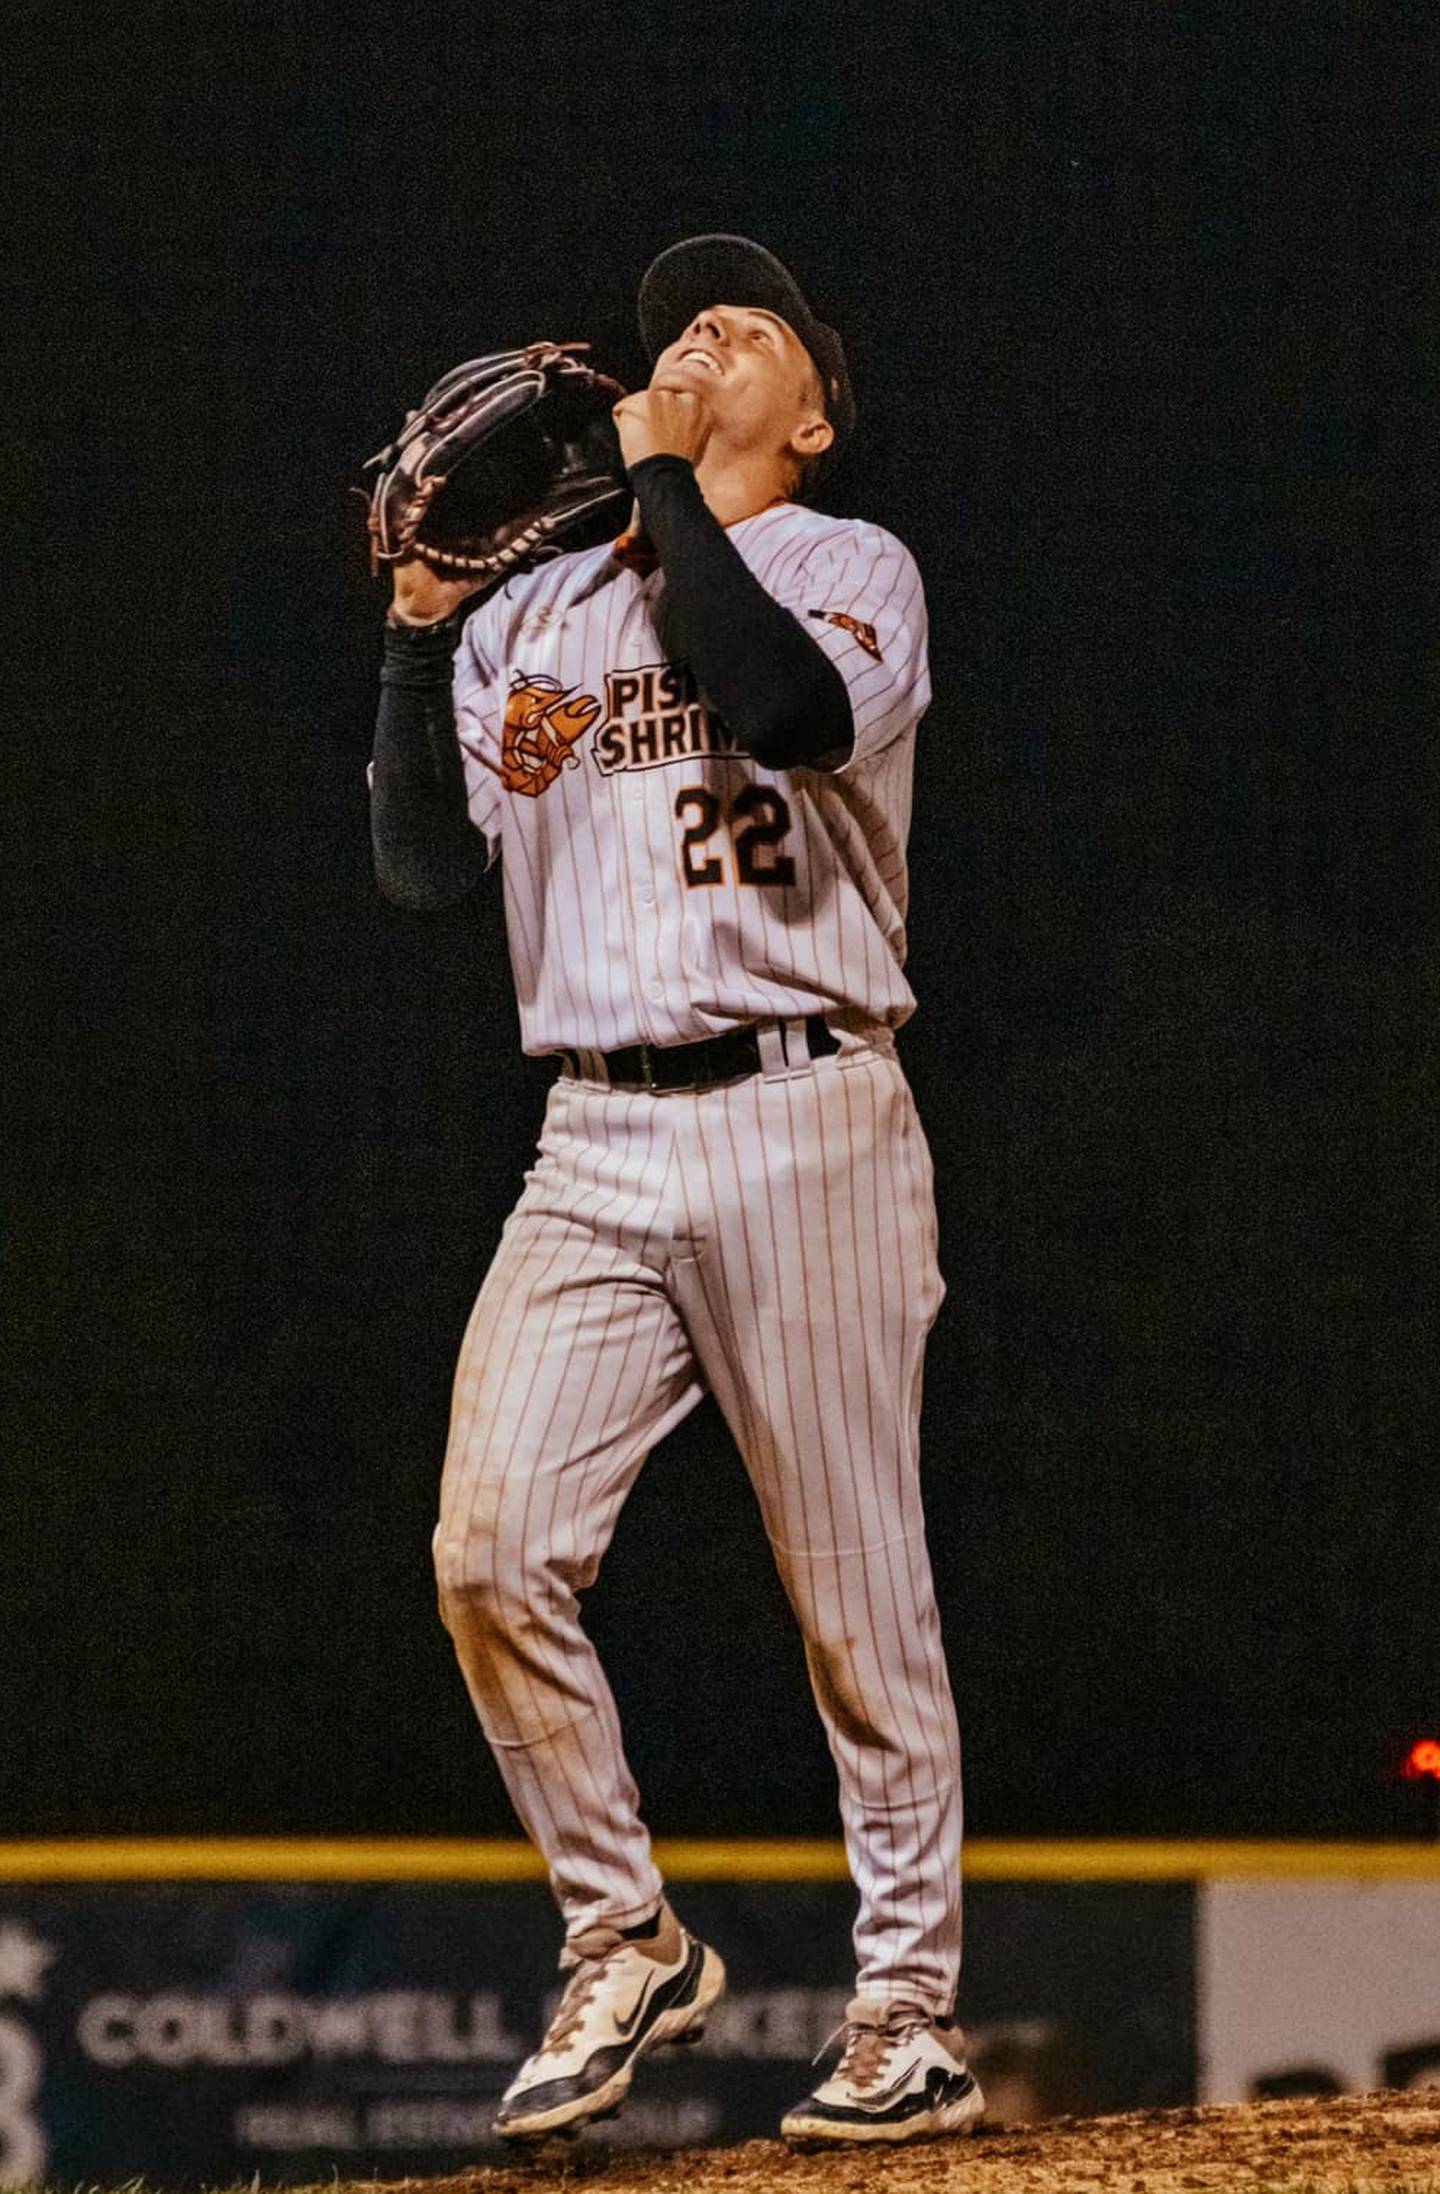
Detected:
[{"left": 650, "top": 304, "right": 832, "bottom": 478}]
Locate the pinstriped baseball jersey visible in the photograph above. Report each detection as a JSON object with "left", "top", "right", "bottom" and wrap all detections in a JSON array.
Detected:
[{"left": 451, "top": 504, "right": 931, "bottom": 1054}]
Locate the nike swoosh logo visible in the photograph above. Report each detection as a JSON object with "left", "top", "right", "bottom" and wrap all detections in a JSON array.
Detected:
[
  {"left": 612, "top": 1967, "right": 661, "bottom": 2039},
  {"left": 861, "top": 2056, "right": 923, "bottom": 2108}
]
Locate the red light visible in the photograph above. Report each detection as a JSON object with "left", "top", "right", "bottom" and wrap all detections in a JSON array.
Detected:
[{"left": 1402, "top": 1739, "right": 1440, "bottom": 1782}]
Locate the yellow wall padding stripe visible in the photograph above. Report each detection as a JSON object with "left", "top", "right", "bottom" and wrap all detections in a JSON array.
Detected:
[{"left": 1, "top": 1838, "right": 1439, "bottom": 1881}]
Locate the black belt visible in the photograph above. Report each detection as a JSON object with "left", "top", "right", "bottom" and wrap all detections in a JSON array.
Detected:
[{"left": 561, "top": 1013, "right": 840, "bottom": 1092}]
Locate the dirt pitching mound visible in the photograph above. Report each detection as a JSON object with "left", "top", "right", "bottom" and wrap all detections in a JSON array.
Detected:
[{"left": 328, "top": 2086, "right": 1440, "bottom": 2194}]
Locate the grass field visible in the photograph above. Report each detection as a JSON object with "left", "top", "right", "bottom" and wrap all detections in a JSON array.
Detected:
[{"left": 24, "top": 2086, "right": 1440, "bottom": 2194}]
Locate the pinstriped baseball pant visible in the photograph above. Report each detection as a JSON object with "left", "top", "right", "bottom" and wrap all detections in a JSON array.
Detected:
[{"left": 432, "top": 1022, "right": 964, "bottom": 2016}]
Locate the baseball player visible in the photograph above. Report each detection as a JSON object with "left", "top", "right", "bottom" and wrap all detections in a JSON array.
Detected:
[{"left": 367, "top": 233, "right": 984, "bottom": 2146}]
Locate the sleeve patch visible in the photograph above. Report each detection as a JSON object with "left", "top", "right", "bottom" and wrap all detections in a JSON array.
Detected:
[{"left": 809, "top": 608, "right": 883, "bottom": 661}]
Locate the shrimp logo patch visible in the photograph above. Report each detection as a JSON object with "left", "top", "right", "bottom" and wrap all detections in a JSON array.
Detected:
[
  {"left": 482, "top": 673, "right": 602, "bottom": 799},
  {"left": 810, "top": 609, "right": 883, "bottom": 662}
]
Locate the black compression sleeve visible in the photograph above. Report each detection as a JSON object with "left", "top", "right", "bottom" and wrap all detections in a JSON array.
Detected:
[
  {"left": 628, "top": 454, "right": 855, "bottom": 771},
  {"left": 369, "top": 611, "right": 489, "bottom": 909}
]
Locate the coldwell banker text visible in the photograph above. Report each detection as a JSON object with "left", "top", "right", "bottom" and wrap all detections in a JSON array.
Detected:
[{"left": 78, "top": 1991, "right": 517, "bottom": 2066}]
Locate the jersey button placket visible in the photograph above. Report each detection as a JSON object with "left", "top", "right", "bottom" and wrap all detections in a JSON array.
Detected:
[
  {"left": 649, "top": 856, "right": 688, "bottom": 1012},
  {"left": 622, "top": 584, "right": 676, "bottom": 1024},
  {"left": 635, "top": 792, "right": 670, "bottom": 1014},
  {"left": 638, "top": 869, "right": 662, "bottom": 1006},
  {"left": 614, "top": 771, "right": 665, "bottom": 1018}
]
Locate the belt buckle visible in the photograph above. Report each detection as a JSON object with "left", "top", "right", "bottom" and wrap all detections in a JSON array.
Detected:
[{"left": 639, "top": 1046, "right": 656, "bottom": 1091}]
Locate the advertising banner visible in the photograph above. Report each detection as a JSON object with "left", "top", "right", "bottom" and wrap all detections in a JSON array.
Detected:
[
  {"left": 1198, "top": 1880, "right": 1440, "bottom": 2102},
  {"left": 0, "top": 1878, "right": 1195, "bottom": 2187}
]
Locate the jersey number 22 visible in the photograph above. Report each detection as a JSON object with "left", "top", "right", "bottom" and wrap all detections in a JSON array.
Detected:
[{"left": 675, "top": 784, "right": 796, "bottom": 888}]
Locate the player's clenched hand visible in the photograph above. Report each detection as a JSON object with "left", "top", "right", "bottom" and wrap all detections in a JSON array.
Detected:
[
  {"left": 612, "top": 388, "right": 714, "bottom": 472},
  {"left": 388, "top": 557, "right": 492, "bottom": 627}
]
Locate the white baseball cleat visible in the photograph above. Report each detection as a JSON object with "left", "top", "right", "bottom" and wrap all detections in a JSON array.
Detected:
[
  {"left": 780, "top": 1998, "right": 986, "bottom": 2144},
  {"left": 494, "top": 1901, "right": 725, "bottom": 2142}
]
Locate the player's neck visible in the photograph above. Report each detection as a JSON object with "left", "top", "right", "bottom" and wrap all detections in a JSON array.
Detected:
[{"left": 690, "top": 449, "right": 792, "bottom": 529}]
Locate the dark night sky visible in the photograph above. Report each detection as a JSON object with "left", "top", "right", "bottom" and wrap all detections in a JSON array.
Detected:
[{"left": 6, "top": 0, "right": 1437, "bottom": 1841}]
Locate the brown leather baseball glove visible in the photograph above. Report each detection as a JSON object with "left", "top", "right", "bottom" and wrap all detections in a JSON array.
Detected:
[{"left": 359, "top": 341, "right": 631, "bottom": 588}]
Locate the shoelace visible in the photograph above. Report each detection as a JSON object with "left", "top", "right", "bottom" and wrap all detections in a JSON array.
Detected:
[
  {"left": 813, "top": 2008, "right": 931, "bottom": 2093},
  {"left": 535, "top": 1959, "right": 606, "bottom": 2058},
  {"left": 533, "top": 1919, "right": 669, "bottom": 2061}
]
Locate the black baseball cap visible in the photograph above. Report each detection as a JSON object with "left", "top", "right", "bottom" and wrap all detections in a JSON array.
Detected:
[{"left": 637, "top": 233, "right": 856, "bottom": 476}]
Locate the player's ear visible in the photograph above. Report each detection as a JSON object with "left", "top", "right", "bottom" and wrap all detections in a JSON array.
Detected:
[{"left": 789, "top": 414, "right": 834, "bottom": 466}]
